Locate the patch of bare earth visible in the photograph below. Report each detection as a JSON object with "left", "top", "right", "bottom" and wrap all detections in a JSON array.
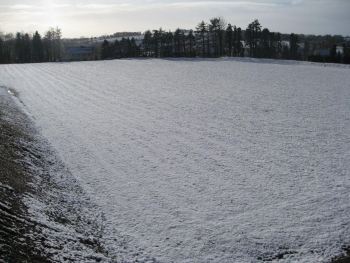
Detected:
[
  {"left": 331, "top": 247, "right": 350, "bottom": 263},
  {"left": 0, "top": 87, "right": 112, "bottom": 262}
]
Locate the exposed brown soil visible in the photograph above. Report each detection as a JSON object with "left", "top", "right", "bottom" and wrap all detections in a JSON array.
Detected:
[
  {"left": 332, "top": 247, "right": 350, "bottom": 263},
  {"left": 0, "top": 88, "right": 52, "bottom": 262},
  {"left": 0, "top": 87, "right": 111, "bottom": 262}
]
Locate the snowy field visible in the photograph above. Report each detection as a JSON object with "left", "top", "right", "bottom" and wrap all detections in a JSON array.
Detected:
[{"left": 1, "top": 58, "right": 350, "bottom": 262}]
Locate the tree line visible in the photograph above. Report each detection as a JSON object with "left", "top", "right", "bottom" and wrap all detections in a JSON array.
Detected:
[
  {"left": 101, "top": 18, "right": 350, "bottom": 64},
  {"left": 0, "top": 27, "right": 62, "bottom": 63},
  {"left": 1, "top": 18, "right": 350, "bottom": 64}
]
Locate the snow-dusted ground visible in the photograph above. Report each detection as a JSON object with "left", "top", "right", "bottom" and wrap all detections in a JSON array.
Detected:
[{"left": 1, "top": 58, "right": 350, "bottom": 262}]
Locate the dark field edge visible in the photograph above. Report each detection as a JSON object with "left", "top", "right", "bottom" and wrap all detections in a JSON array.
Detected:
[
  {"left": 0, "top": 87, "right": 50, "bottom": 262},
  {"left": 331, "top": 247, "right": 350, "bottom": 263},
  {"left": 0, "top": 87, "right": 112, "bottom": 262}
]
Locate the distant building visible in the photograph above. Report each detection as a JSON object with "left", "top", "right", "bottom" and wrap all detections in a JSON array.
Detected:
[
  {"left": 336, "top": 45, "right": 344, "bottom": 54},
  {"left": 314, "top": 49, "right": 330, "bottom": 57},
  {"left": 63, "top": 46, "right": 95, "bottom": 61}
]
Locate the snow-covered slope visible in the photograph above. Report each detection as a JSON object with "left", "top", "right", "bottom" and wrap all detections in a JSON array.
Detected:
[{"left": 1, "top": 58, "right": 350, "bottom": 262}]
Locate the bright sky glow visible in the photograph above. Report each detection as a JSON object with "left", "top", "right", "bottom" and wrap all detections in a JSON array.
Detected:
[{"left": 0, "top": 0, "right": 349, "bottom": 38}]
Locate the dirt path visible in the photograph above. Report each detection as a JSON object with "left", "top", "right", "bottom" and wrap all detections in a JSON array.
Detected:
[{"left": 0, "top": 87, "right": 112, "bottom": 262}]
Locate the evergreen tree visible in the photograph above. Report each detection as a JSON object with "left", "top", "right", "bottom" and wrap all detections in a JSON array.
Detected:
[
  {"left": 195, "top": 21, "right": 208, "bottom": 57},
  {"left": 256, "top": 29, "right": 279, "bottom": 59},
  {"left": 232, "top": 25, "right": 237, "bottom": 56},
  {"left": 3, "top": 33, "right": 14, "bottom": 63},
  {"left": 163, "top": 30, "right": 173, "bottom": 57},
  {"left": 236, "top": 27, "right": 243, "bottom": 57},
  {"left": 23, "top": 33, "right": 32, "bottom": 63},
  {"left": 273, "top": 32, "right": 282, "bottom": 58},
  {"left": 209, "top": 17, "right": 220, "bottom": 57},
  {"left": 217, "top": 16, "right": 227, "bottom": 57},
  {"left": 187, "top": 29, "right": 196, "bottom": 57},
  {"left": 245, "top": 19, "right": 261, "bottom": 57},
  {"left": 206, "top": 27, "right": 211, "bottom": 57},
  {"left": 245, "top": 24, "right": 252, "bottom": 57},
  {"left": 282, "top": 44, "right": 290, "bottom": 59},
  {"left": 114, "top": 39, "right": 121, "bottom": 58},
  {"left": 289, "top": 33, "right": 300, "bottom": 60},
  {"left": 0, "top": 34, "right": 4, "bottom": 63},
  {"left": 15, "top": 32, "right": 24, "bottom": 63},
  {"left": 119, "top": 38, "right": 129, "bottom": 57},
  {"left": 43, "top": 30, "right": 53, "bottom": 62},
  {"left": 181, "top": 31, "right": 186, "bottom": 57},
  {"left": 252, "top": 19, "right": 261, "bottom": 57},
  {"left": 142, "top": 30, "right": 152, "bottom": 57},
  {"left": 130, "top": 37, "right": 139, "bottom": 57},
  {"left": 42, "top": 27, "right": 62, "bottom": 62},
  {"left": 260, "top": 28, "right": 270, "bottom": 58},
  {"left": 342, "top": 44, "right": 350, "bottom": 64},
  {"left": 152, "top": 30, "right": 161, "bottom": 58},
  {"left": 101, "top": 39, "right": 110, "bottom": 59},
  {"left": 275, "top": 33, "right": 282, "bottom": 58},
  {"left": 329, "top": 44, "right": 336, "bottom": 62},
  {"left": 174, "top": 28, "right": 181, "bottom": 57},
  {"left": 32, "top": 31, "right": 44, "bottom": 62},
  {"left": 127, "top": 38, "right": 132, "bottom": 57},
  {"left": 158, "top": 28, "right": 165, "bottom": 57},
  {"left": 225, "top": 24, "right": 233, "bottom": 56}
]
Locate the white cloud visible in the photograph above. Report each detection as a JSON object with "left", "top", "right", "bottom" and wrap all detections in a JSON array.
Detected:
[
  {"left": 167, "top": 1, "right": 277, "bottom": 7},
  {"left": 0, "top": 0, "right": 349, "bottom": 38},
  {"left": 9, "top": 4, "right": 45, "bottom": 9},
  {"left": 54, "top": 5, "right": 73, "bottom": 8},
  {"left": 77, "top": 4, "right": 132, "bottom": 9},
  {"left": 0, "top": 10, "right": 45, "bottom": 17},
  {"left": 291, "top": 0, "right": 303, "bottom": 5}
]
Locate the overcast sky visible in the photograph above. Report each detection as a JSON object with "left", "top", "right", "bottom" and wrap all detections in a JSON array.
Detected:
[{"left": 1, "top": 0, "right": 349, "bottom": 38}]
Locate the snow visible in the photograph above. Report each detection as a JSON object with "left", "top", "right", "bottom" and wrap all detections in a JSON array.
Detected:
[{"left": 1, "top": 58, "right": 350, "bottom": 262}]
